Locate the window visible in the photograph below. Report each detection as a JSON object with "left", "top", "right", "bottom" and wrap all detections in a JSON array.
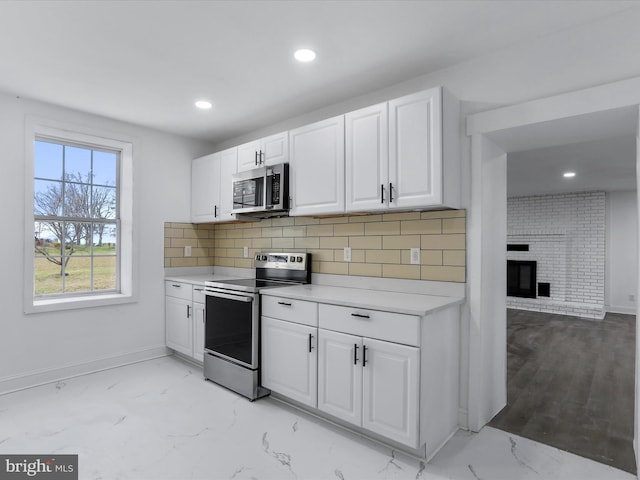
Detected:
[{"left": 25, "top": 121, "right": 134, "bottom": 312}]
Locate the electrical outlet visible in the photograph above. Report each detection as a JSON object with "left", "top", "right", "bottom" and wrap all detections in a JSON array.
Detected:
[
  {"left": 344, "top": 247, "right": 352, "bottom": 262},
  {"left": 410, "top": 248, "right": 420, "bottom": 265},
  {"left": 184, "top": 246, "right": 192, "bottom": 257},
  {"left": 243, "top": 246, "right": 249, "bottom": 258}
]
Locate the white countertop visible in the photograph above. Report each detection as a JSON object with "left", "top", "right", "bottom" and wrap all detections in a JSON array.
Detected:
[
  {"left": 261, "top": 284, "right": 463, "bottom": 316},
  {"left": 164, "top": 273, "right": 241, "bottom": 286}
]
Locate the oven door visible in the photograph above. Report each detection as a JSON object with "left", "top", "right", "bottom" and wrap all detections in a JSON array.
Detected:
[{"left": 204, "top": 288, "right": 259, "bottom": 369}]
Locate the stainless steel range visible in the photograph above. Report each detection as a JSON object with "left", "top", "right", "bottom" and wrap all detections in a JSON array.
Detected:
[{"left": 203, "top": 252, "right": 311, "bottom": 400}]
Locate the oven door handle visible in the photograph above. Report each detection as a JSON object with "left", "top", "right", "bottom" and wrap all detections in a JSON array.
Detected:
[{"left": 205, "top": 291, "right": 254, "bottom": 302}]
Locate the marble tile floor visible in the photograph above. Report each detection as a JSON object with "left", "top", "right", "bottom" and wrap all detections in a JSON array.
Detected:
[{"left": 0, "top": 355, "right": 635, "bottom": 480}]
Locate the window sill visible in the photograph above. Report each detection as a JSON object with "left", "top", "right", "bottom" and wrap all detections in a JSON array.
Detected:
[{"left": 25, "top": 292, "right": 136, "bottom": 314}]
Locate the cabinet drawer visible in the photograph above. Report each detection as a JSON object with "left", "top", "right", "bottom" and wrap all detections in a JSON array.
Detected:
[
  {"left": 192, "top": 285, "right": 206, "bottom": 304},
  {"left": 165, "top": 281, "right": 192, "bottom": 301},
  {"left": 319, "top": 304, "right": 420, "bottom": 347},
  {"left": 262, "top": 296, "right": 318, "bottom": 327}
]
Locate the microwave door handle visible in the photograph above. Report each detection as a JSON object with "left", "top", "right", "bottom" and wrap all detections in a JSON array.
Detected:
[{"left": 263, "top": 172, "right": 271, "bottom": 209}]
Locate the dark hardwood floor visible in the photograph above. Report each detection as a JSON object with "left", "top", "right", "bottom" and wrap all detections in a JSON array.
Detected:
[{"left": 489, "top": 309, "right": 636, "bottom": 474}]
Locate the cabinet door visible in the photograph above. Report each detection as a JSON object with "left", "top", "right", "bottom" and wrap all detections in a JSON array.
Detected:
[
  {"left": 318, "top": 329, "right": 362, "bottom": 425},
  {"left": 345, "top": 103, "right": 388, "bottom": 212},
  {"left": 261, "top": 316, "right": 317, "bottom": 407},
  {"left": 219, "top": 147, "right": 238, "bottom": 220},
  {"left": 289, "top": 116, "right": 345, "bottom": 216},
  {"left": 193, "top": 302, "right": 205, "bottom": 362},
  {"left": 237, "top": 140, "right": 261, "bottom": 172},
  {"left": 261, "top": 131, "right": 289, "bottom": 166},
  {"left": 388, "top": 88, "right": 442, "bottom": 209},
  {"left": 165, "top": 296, "right": 193, "bottom": 357},
  {"left": 191, "top": 153, "right": 221, "bottom": 223},
  {"left": 362, "top": 338, "right": 420, "bottom": 447}
]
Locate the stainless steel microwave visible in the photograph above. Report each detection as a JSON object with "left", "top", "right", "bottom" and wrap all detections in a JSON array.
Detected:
[{"left": 231, "top": 163, "right": 289, "bottom": 215}]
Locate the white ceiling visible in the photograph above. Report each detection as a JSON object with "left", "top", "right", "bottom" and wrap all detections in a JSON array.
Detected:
[
  {"left": 501, "top": 106, "right": 639, "bottom": 197},
  {"left": 0, "top": 0, "right": 637, "bottom": 144}
]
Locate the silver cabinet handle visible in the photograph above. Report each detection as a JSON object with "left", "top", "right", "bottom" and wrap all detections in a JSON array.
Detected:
[
  {"left": 171, "top": 284, "right": 181, "bottom": 288},
  {"left": 186, "top": 305, "right": 191, "bottom": 318}
]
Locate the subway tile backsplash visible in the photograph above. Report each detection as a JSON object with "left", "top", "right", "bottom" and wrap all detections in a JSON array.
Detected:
[{"left": 165, "top": 210, "right": 466, "bottom": 282}]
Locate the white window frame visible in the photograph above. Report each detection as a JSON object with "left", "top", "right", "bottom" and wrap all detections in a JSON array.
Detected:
[{"left": 24, "top": 118, "right": 135, "bottom": 313}]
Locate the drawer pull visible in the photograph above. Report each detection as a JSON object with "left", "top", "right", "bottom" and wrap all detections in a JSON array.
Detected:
[
  {"left": 362, "top": 345, "right": 368, "bottom": 367},
  {"left": 353, "top": 344, "right": 359, "bottom": 365},
  {"left": 194, "top": 288, "right": 204, "bottom": 292},
  {"left": 171, "top": 284, "right": 181, "bottom": 288},
  {"left": 278, "top": 301, "right": 292, "bottom": 307},
  {"left": 351, "top": 313, "right": 370, "bottom": 319}
]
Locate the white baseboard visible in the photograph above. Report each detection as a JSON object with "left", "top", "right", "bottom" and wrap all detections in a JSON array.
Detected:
[
  {"left": 458, "top": 407, "right": 469, "bottom": 430},
  {"left": 0, "top": 346, "right": 170, "bottom": 396},
  {"left": 605, "top": 305, "right": 637, "bottom": 315}
]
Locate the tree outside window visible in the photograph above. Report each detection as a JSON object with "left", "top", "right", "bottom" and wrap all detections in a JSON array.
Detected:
[{"left": 33, "top": 139, "right": 119, "bottom": 297}]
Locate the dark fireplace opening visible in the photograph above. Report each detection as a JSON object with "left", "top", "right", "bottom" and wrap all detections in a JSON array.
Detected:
[{"left": 507, "top": 260, "right": 537, "bottom": 298}]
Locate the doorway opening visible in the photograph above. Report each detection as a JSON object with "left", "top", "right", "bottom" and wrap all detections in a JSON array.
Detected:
[{"left": 489, "top": 129, "right": 638, "bottom": 473}]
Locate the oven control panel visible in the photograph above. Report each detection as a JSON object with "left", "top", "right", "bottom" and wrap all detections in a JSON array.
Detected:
[{"left": 254, "top": 252, "right": 308, "bottom": 270}]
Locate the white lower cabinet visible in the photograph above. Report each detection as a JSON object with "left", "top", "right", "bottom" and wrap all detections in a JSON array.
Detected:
[
  {"left": 261, "top": 316, "right": 317, "bottom": 407},
  {"left": 165, "top": 294, "right": 193, "bottom": 357},
  {"left": 360, "top": 338, "right": 420, "bottom": 447},
  {"left": 317, "top": 329, "right": 362, "bottom": 425},
  {"left": 262, "top": 293, "right": 459, "bottom": 459},
  {"left": 318, "top": 328, "right": 419, "bottom": 447},
  {"left": 165, "top": 281, "right": 206, "bottom": 363}
]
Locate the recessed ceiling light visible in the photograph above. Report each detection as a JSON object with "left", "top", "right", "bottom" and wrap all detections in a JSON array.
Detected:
[
  {"left": 563, "top": 171, "right": 576, "bottom": 178},
  {"left": 195, "top": 100, "right": 212, "bottom": 110},
  {"left": 294, "top": 49, "right": 316, "bottom": 62}
]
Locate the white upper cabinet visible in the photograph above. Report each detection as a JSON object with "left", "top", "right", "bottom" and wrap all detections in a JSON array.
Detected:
[
  {"left": 345, "top": 103, "right": 388, "bottom": 212},
  {"left": 388, "top": 87, "right": 460, "bottom": 210},
  {"left": 237, "top": 140, "right": 261, "bottom": 172},
  {"left": 237, "top": 131, "right": 289, "bottom": 172},
  {"left": 289, "top": 116, "right": 345, "bottom": 216},
  {"left": 191, "top": 147, "right": 238, "bottom": 223},
  {"left": 191, "top": 152, "right": 221, "bottom": 223},
  {"left": 345, "top": 87, "right": 460, "bottom": 212}
]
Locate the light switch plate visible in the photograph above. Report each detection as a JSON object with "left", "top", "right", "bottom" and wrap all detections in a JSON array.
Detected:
[
  {"left": 344, "top": 247, "right": 352, "bottom": 262},
  {"left": 243, "top": 246, "right": 249, "bottom": 258},
  {"left": 410, "top": 248, "right": 420, "bottom": 265},
  {"left": 184, "top": 246, "right": 192, "bottom": 257}
]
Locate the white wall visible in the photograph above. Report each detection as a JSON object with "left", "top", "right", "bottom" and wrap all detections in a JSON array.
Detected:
[
  {"left": 606, "top": 190, "right": 639, "bottom": 314},
  {"left": 0, "top": 93, "right": 214, "bottom": 391}
]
